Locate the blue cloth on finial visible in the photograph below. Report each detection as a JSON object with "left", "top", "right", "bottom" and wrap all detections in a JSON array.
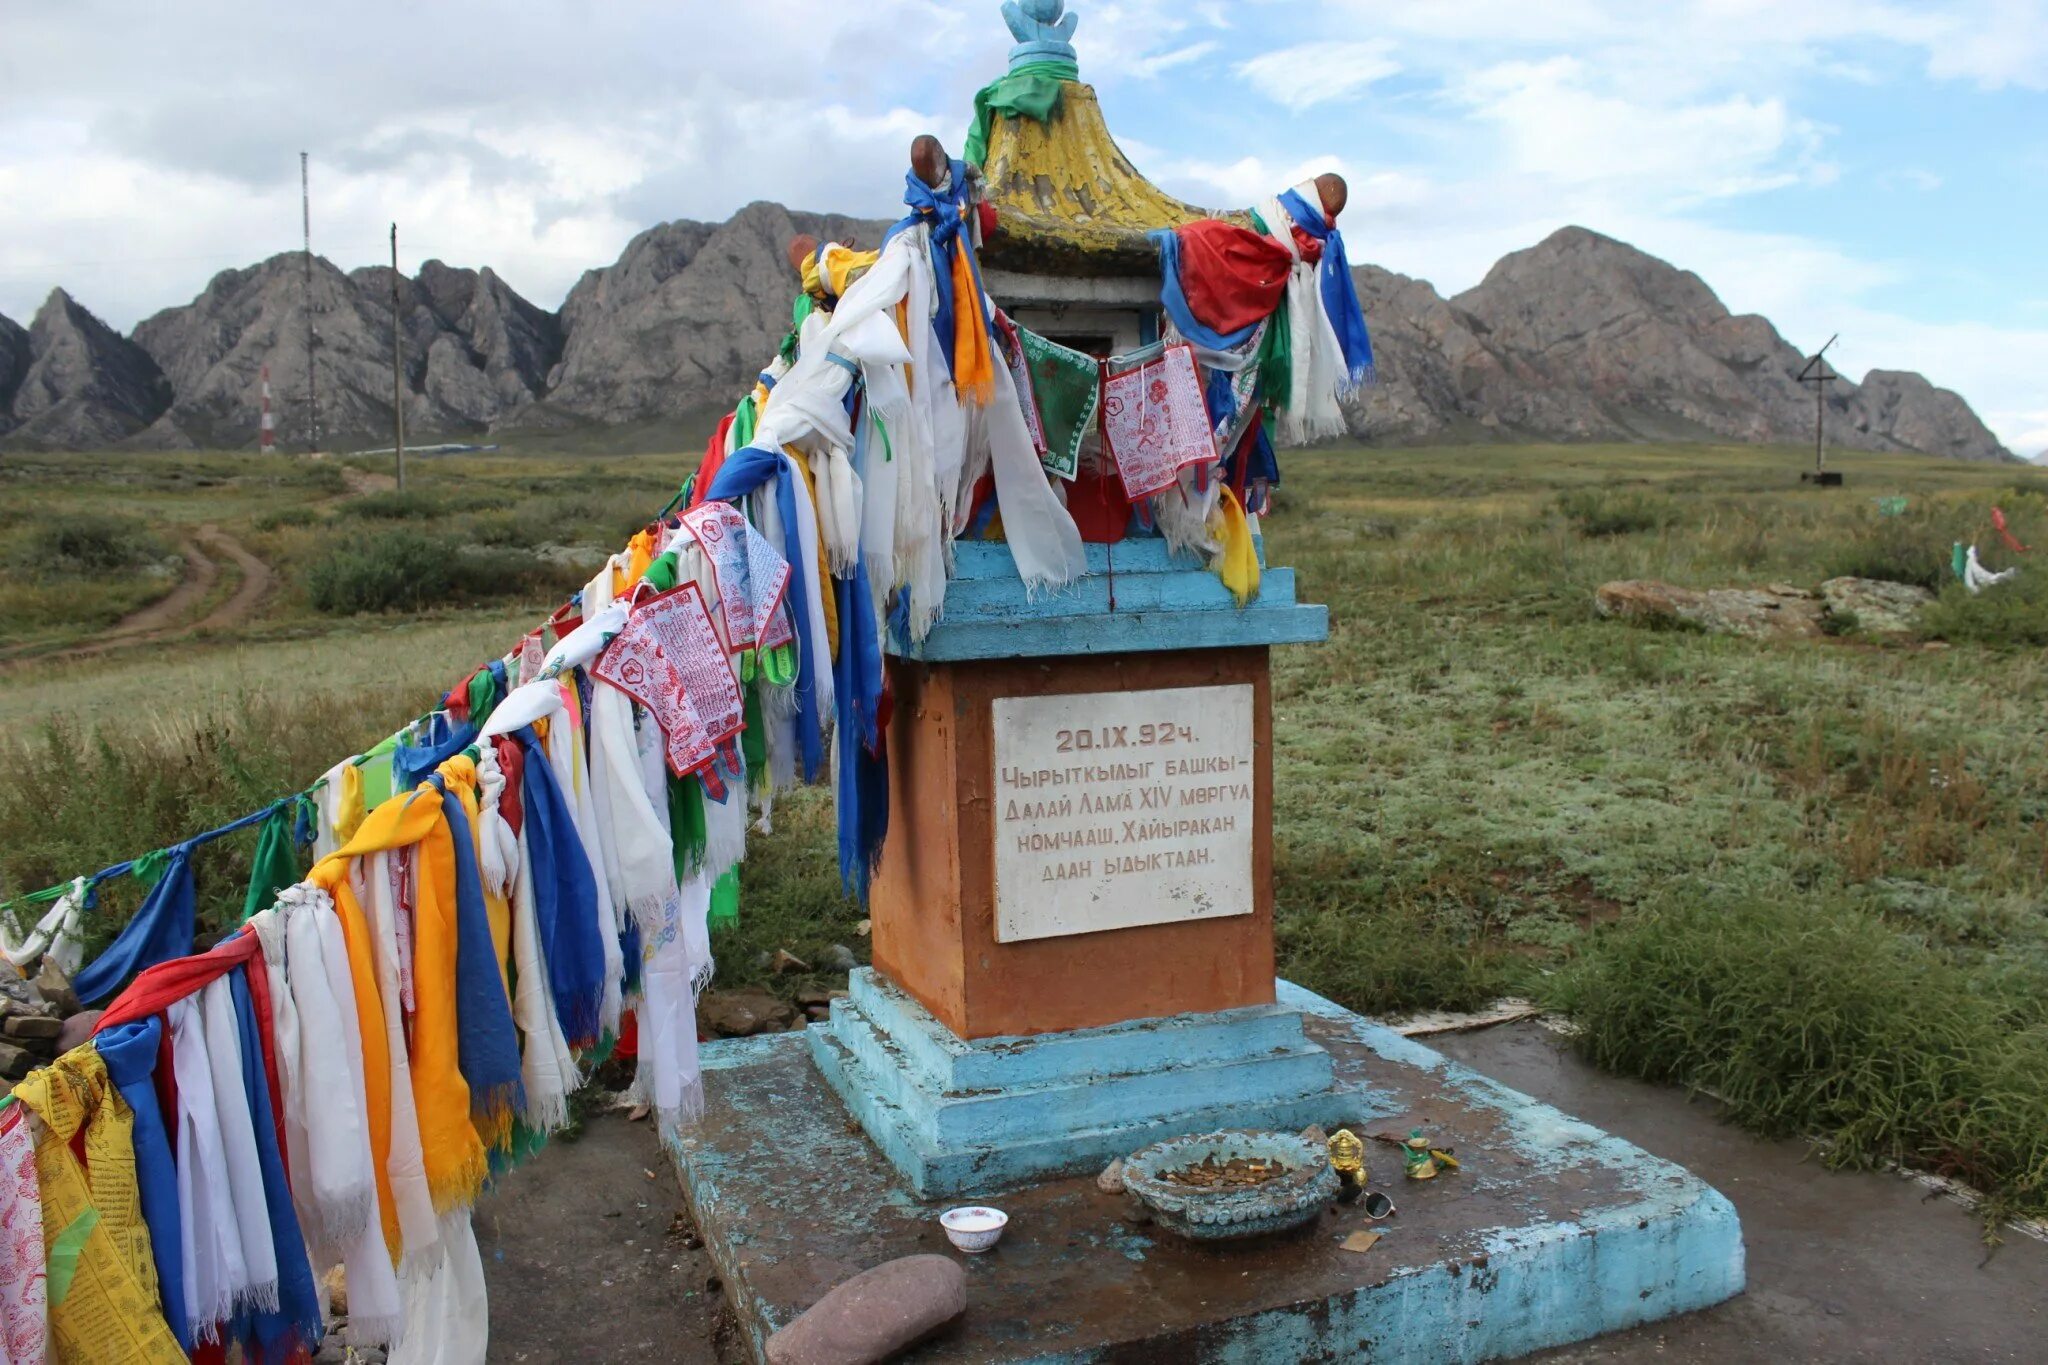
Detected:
[{"left": 1003, "top": 0, "right": 1077, "bottom": 69}]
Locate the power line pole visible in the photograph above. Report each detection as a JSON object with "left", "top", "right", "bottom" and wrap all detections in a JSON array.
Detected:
[
  {"left": 300, "top": 151, "right": 322, "bottom": 453},
  {"left": 390, "top": 222, "right": 407, "bottom": 492},
  {"left": 1796, "top": 334, "right": 1840, "bottom": 486}
]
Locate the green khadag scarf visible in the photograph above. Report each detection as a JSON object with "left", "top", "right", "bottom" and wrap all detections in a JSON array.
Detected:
[
  {"left": 241, "top": 803, "right": 302, "bottom": 922},
  {"left": 732, "top": 393, "right": 758, "bottom": 450},
  {"left": 1019, "top": 327, "right": 1100, "bottom": 480},
  {"left": 965, "top": 59, "right": 1077, "bottom": 167},
  {"left": 1248, "top": 208, "right": 1294, "bottom": 414}
]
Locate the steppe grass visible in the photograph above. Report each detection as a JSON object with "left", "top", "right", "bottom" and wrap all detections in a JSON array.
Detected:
[{"left": 3, "top": 440, "right": 2047, "bottom": 1220}]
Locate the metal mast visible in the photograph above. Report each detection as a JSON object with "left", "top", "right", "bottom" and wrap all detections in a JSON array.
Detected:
[
  {"left": 301, "top": 151, "right": 321, "bottom": 452},
  {"left": 391, "top": 222, "right": 407, "bottom": 492}
]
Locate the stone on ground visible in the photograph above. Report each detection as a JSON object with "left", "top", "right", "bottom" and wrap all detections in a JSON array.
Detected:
[
  {"left": 1595, "top": 579, "right": 1825, "bottom": 638},
  {"left": 698, "top": 987, "right": 800, "bottom": 1038},
  {"left": 764, "top": 1255, "right": 966, "bottom": 1365},
  {"left": 1819, "top": 576, "right": 1936, "bottom": 635}
]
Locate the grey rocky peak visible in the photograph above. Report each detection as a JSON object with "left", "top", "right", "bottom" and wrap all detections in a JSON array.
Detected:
[
  {"left": 539, "top": 200, "right": 893, "bottom": 427},
  {"left": 0, "top": 311, "right": 29, "bottom": 436},
  {"left": 1347, "top": 226, "right": 2010, "bottom": 460},
  {"left": 0, "top": 206, "right": 2015, "bottom": 460},
  {"left": 1844, "top": 369, "right": 2008, "bottom": 462},
  {"left": 3, "top": 288, "right": 171, "bottom": 449},
  {"left": 131, "top": 251, "right": 565, "bottom": 449}
]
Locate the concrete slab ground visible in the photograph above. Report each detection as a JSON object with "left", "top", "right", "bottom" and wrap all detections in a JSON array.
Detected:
[
  {"left": 671, "top": 986, "right": 1743, "bottom": 1363},
  {"left": 478, "top": 1024, "right": 2047, "bottom": 1364},
  {"left": 1430, "top": 1022, "right": 2048, "bottom": 1364}
]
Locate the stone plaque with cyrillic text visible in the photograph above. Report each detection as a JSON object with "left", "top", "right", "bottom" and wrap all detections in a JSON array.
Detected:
[{"left": 992, "top": 684, "right": 1254, "bottom": 943}]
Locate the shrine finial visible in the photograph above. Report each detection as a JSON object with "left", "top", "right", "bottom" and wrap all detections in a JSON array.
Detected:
[{"left": 1002, "top": 0, "right": 1078, "bottom": 70}]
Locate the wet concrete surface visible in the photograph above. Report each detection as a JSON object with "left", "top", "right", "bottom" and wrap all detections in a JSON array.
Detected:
[
  {"left": 476, "top": 1106, "right": 745, "bottom": 1364},
  {"left": 673, "top": 1006, "right": 1742, "bottom": 1363},
  {"left": 1432, "top": 1022, "right": 2048, "bottom": 1364}
]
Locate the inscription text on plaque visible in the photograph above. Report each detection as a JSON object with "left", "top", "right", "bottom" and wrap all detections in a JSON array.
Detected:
[{"left": 992, "top": 684, "right": 1255, "bottom": 944}]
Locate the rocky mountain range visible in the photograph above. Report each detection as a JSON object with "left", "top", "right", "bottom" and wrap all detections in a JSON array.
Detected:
[{"left": 0, "top": 209, "right": 2014, "bottom": 462}]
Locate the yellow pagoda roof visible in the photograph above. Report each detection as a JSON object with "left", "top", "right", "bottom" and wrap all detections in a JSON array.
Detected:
[{"left": 978, "top": 80, "right": 1244, "bottom": 275}]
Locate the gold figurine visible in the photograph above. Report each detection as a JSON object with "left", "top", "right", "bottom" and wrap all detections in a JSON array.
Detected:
[{"left": 1327, "top": 1128, "right": 1367, "bottom": 1202}]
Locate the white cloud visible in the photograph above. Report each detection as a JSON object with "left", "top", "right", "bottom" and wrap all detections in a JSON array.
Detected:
[
  {"left": 1452, "top": 57, "right": 1825, "bottom": 204},
  {"left": 1129, "top": 41, "right": 1219, "bottom": 79},
  {"left": 1237, "top": 41, "right": 1400, "bottom": 111}
]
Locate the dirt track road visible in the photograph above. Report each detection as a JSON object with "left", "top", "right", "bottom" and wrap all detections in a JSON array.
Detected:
[{"left": 2, "top": 524, "right": 276, "bottom": 666}]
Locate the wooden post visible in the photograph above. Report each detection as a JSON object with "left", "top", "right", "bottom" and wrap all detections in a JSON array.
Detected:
[{"left": 390, "top": 223, "right": 406, "bottom": 493}]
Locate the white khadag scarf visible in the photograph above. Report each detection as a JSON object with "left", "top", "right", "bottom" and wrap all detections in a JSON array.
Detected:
[
  {"left": 201, "top": 976, "right": 280, "bottom": 1318},
  {"left": 1260, "top": 193, "right": 1349, "bottom": 444},
  {"left": 166, "top": 993, "right": 246, "bottom": 1341},
  {"left": 0, "top": 876, "right": 87, "bottom": 976},
  {"left": 281, "top": 892, "right": 374, "bottom": 1255},
  {"left": 305, "top": 892, "right": 401, "bottom": 1350},
  {"left": 391, "top": 1210, "right": 488, "bottom": 1365},
  {"left": 361, "top": 850, "right": 443, "bottom": 1270},
  {"left": 624, "top": 699, "right": 710, "bottom": 1129},
  {"left": 508, "top": 816, "right": 579, "bottom": 1132},
  {"left": 247, "top": 904, "right": 316, "bottom": 1250}
]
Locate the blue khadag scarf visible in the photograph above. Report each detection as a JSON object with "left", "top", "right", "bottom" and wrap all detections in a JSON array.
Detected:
[
  {"left": 890, "top": 157, "right": 992, "bottom": 385},
  {"left": 74, "top": 846, "right": 195, "bottom": 1006},
  {"left": 704, "top": 445, "right": 826, "bottom": 780},
  {"left": 226, "top": 966, "right": 323, "bottom": 1365},
  {"left": 430, "top": 774, "right": 526, "bottom": 1126},
  {"left": 834, "top": 404, "right": 890, "bottom": 902},
  {"left": 511, "top": 727, "right": 606, "bottom": 1050},
  {"left": 1277, "top": 187, "right": 1376, "bottom": 386},
  {"left": 95, "top": 1016, "right": 188, "bottom": 1349}
]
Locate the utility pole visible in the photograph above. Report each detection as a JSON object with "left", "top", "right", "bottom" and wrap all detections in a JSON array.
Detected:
[
  {"left": 1796, "top": 335, "right": 1841, "bottom": 487},
  {"left": 390, "top": 222, "right": 407, "bottom": 492},
  {"left": 300, "top": 152, "right": 322, "bottom": 453}
]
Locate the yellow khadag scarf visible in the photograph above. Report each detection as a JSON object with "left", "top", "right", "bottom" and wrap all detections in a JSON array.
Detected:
[
  {"left": 15, "top": 1048, "right": 186, "bottom": 1362},
  {"left": 301, "top": 856, "right": 401, "bottom": 1262},
  {"left": 787, "top": 446, "right": 840, "bottom": 662},
  {"left": 313, "top": 779, "right": 490, "bottom": 1213}
]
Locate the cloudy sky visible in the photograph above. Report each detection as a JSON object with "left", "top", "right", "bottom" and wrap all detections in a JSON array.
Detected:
[{"left": 2, "top": 0, "right": 2043, "bottom": 453}]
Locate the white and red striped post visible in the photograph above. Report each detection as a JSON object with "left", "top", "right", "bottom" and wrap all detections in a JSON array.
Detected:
[{"left": 259, "top": 363, "right": 276, "bottom": 454}]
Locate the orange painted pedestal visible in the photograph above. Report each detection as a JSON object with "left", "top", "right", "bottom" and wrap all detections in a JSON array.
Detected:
[{"left": 870, "top": 646, "right": 1275, "bottom": 1040}]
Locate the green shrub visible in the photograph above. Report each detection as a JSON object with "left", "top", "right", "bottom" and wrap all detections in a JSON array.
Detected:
[
  {"left": 451, "top": 546, "right": 592, "bottom": 602},
  {"left": 1555, "top": 489, "right": 1681, "bottom": 537},
  {"left": 1552, "top": 898, "right": 2048, "bottom": 1226},
  {"left": 1822, "top": 508, "right": 1957, "bottom": 589},
  {"left": 13, "top": 513, "right": 169, "bottom": 577},
  {"left": 301, "top": 529, "right": 459, "bottom": 614},
  {"left": 255, "top": 506, "right": 321, "bottom": 531},
  {"left": 300, "top": 531, "right": 592, "bottom": 615},
  {"left": 336, "top": 489, "right": 499, "bottom": 522},
  {"left": 1920, "top": 571, "right": 2048, "bottom": 647}
]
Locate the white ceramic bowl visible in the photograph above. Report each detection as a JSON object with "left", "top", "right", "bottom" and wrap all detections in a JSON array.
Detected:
[{"left": 939, "top": 1205, "right": 1009, "bottom": 1254}]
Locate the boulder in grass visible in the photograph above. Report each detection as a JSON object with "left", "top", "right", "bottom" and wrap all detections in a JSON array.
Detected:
[
  {"left": 1819, "top": 577, "right": 1936, "bottom": 637},
  {"left": 765, "top": 1255, "right": 967, "bottom": 1365},
  {"left": 1595, "top": 580, "right": 1825, "bottom": 639}
]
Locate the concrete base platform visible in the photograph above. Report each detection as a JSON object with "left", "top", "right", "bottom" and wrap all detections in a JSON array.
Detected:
[
  {"left": 669, "top": 983, "right": 1744, "bottom": 1364},
  {"left": 809, "top": 969, "right": 1340, "bottom": 1197}
]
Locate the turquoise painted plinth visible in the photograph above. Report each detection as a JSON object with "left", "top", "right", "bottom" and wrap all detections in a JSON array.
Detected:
[
  {"left": 672, "top": 980, "right": 1746, "bottom": 1363},
  {"left": 807, "top": 969, "right": 1352, "bottom": 1197},
  {"left": 890, "top": 538, "right": 1330, "bottom": 662}
]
